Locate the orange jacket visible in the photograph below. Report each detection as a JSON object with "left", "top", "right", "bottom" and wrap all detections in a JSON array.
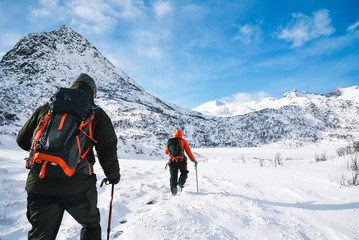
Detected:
[{"left": 165, "top": 129, "right": 195, "bottom": 162}]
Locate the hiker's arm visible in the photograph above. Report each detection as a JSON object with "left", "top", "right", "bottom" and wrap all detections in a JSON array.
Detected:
[
  {"left": 94, "top": 109, "right": 120, "bottom": 181},
  {"left": 183, "top": 140, "right": 195, "bottom": 162},
  {"left": 17, "top": 105, "right": 47, "bottom": 151}
]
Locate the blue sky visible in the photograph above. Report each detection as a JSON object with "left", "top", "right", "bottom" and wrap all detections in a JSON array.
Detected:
[{"left": 0, "top": 0, "right": 358, "bottom": 108}]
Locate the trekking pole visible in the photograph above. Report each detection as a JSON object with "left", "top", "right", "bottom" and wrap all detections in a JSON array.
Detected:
[
  {"left": 195, "top": 165, "right": 199, "bottom": 193},
  {"left": 101, "top": 178, "right": 114, "bottom": 240}
]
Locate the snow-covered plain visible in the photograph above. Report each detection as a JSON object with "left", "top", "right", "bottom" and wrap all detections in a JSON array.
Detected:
[{"left": 1, "top": 144, "right": 359, "bottom": 240}]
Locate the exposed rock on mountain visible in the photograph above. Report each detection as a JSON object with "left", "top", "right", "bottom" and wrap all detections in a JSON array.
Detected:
[{"left": 1, "top": 25, "right": 358, "bottom": 158}]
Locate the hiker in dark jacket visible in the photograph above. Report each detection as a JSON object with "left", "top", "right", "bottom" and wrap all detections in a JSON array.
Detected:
[
  {"left": 17, "top": 73, "right": 121, "bottom": 240},
  {"left": 165, "top": 129, "right": 197, "bottom": 195}
]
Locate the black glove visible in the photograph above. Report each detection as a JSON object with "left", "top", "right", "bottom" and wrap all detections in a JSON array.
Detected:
[
  {"left": 101, "top": 175, "right": 120, "bottom": 186},
  {"left": 108, "top": 176, "right": 120, "bottom": 184}
]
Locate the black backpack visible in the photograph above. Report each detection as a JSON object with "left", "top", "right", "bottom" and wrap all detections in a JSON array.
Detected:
[
  {"left": 167, "top": 137, "right": 184, "bottom": 161},
  {"left": 26, "top": 88, "right": 97, "bottom": 179}
]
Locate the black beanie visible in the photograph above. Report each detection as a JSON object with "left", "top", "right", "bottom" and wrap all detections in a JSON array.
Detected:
[{"left": 71, "top": 73, "right": 97, "bottom": 94}]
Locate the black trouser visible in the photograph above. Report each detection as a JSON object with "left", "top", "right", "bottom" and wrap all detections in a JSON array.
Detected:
[
  {"left": 169, "top": 159, "right": 189, "bottom": 194},
  {"left": 26, "top": 184, "right": 101, "bottom": 240}
]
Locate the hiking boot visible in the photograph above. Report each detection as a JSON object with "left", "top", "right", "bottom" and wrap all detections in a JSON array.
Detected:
[
  {"left": 178, "top": 184, "right": 184, "bottom": 192},
  {"left": 171, "top": 187, "right": 177, "bottom": 196}
]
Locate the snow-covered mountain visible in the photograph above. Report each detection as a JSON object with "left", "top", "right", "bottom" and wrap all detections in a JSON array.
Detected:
[
  {"left": 1, "top": 25, "right": 358, "bottom": 158},
  {"left": 0, "top": 25, "right": 208, "bottom": 158},
  {"left": 194, "top": 87, "right": 359, "bottom": 117}
]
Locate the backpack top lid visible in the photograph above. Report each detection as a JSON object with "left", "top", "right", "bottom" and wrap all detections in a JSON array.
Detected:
[{"left": 49, "top": 88, "right": 92, "bottom": 118}]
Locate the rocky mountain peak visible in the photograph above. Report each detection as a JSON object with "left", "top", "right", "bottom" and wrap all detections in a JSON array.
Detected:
[
  {"left": 3, "top": 25, "right": 88, "bottom": 62},
  {"left": 283, "top": 89, "right": 315, "bottom": 99},
  {"left": 1, "top": 26, "right": 358, "bottom": 158},
  {"left": 325, "top": 88, "right": 343, "bottom": 98}
]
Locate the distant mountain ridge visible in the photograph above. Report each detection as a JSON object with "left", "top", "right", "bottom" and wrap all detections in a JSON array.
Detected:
[
  {"left": 1, "top": 25, "right": 358, "bottom": 158},
  {"left": 194, "top": 86, "right": 359, "bottom": 117}
]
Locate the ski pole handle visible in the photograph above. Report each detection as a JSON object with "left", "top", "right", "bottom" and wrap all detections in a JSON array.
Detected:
[{"left": 100, "top": 178, "right": 110, "bottom": 187}]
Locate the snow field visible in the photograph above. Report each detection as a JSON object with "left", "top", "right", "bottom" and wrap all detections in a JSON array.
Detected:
[{"left": 0, "top": 146, "right": 358, "bottom": 239}]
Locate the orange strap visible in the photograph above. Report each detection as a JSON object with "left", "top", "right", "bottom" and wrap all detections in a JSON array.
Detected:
[
  {"left": 39, "top": 160, "right": 48, "bottom": 179},
  {"left": 81, "top": 146, "right": 91, "bottom": 159},
  {"left": 169, "top": 153, "right": 184, "bottom": 162},
  {"left": 58, "top": 113, "right": 68, "bottom": 130},
  {"left": 76, "top": 135, "right": 82, "bottom": 158},
  {"left": 77, "top": 137, "right": 93, "bottom": 175},
  {"left": 31, "top": 153, "right": 76, "bottom": 177},
  {"left": 88, "top": 118, "right": 95, "bottom": 143},
  {"left": 33, "top": 111, "right": 51, "bottom": 142},
  {"left": 78, "top": 113, "right": 97, "bottom": 144},
  {"left": 79, "top": 128, "right": 97, "bottom": 144}
]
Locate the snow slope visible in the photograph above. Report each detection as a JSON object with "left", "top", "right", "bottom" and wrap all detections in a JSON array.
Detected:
[{"left": 1, "top": 145, "right": 358, "bottom": 240}]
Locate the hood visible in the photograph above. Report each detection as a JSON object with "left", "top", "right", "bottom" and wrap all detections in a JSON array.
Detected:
[
  {"left": 173, "top": 129, "right": 183, "bottom": 138},
  {"left": 70, "top": 73, "right": 97, "bottom": 100},
  {"left": 69, "top": 81, "right": 96, "bottom": 105}
]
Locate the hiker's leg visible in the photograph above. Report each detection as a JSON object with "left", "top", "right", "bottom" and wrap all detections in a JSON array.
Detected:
[
  {"left": 56, "top": 184, "right": 101, "bottom": 240},
  {"left": 178, "top": 160, "right": 189, "bottom": 188},
  {"left": 27, "top": 192, "right": 64, "bottom": 240},
  {"left": 169, "top": 162, "right": 179, "bottom": 194}
]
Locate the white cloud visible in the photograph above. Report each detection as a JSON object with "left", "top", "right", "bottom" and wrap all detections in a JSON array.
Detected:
[
  {"left": 40, "top": 0, "right": 58, "bottom": 5},
  {"left": 234, "top": 23, "right": 262, "bottom": 44},
  {"left": 131, "top": 29, "right": 168, "bottom": 59},
  {"left": 31, "top": 0, "right": 121, "bottom": 34},
  {"left": 31, "top": 0, "right": 61, "bottom": 18},
  {"left": 69, "top": 0, "right": 119, "bottom": 33},
  {"left": 111, "top": 0, "right": 144, "bottom": 19},
  {"left": 153, "top": 0, "right": 173, "bottom": 17},
  {"left": 278, "top": 9, "right": 335, "bottom": 48},
  {"left": 347, "top": 20, "right": 359, "bottom": 32},
  {"left": 221, "top": 92, "right": 270, "bottom": 103},
  {"left": 32, "top": 8, "right": 52, "bottom": 18},
  {"left": 256, "top": 30, "right": 359, "bottom": 71}
]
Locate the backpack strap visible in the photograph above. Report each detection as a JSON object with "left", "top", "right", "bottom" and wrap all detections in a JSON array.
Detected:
[
  {"left": 77, "top": 107, "right": 96, "bottom": 175},
  {"left": 58, "top": 113, "right": 68, "bottom": 130},
  {"left": 78, "top": 108, "right": 97, "bottom": 144},
  {"left": 169, "top": 154, "right": 184, "bottom": 162},
  {"left": 31, "top": 152, "right": 77, "bottom": 178},
  {"left": 32, "top": 109, "right": 51, "bottom": 143},
  {"left": 39, "top": 160, "right": 48, "bottom": 179}
]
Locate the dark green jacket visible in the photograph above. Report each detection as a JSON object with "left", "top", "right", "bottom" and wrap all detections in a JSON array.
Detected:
[{"left": 17, "top": 84, "right": 120, "bottom": 195}]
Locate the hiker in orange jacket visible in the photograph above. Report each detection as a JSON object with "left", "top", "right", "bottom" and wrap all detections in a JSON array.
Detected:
[{"left": 165, "top": 129, "right": 198, "bottom": 195}]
